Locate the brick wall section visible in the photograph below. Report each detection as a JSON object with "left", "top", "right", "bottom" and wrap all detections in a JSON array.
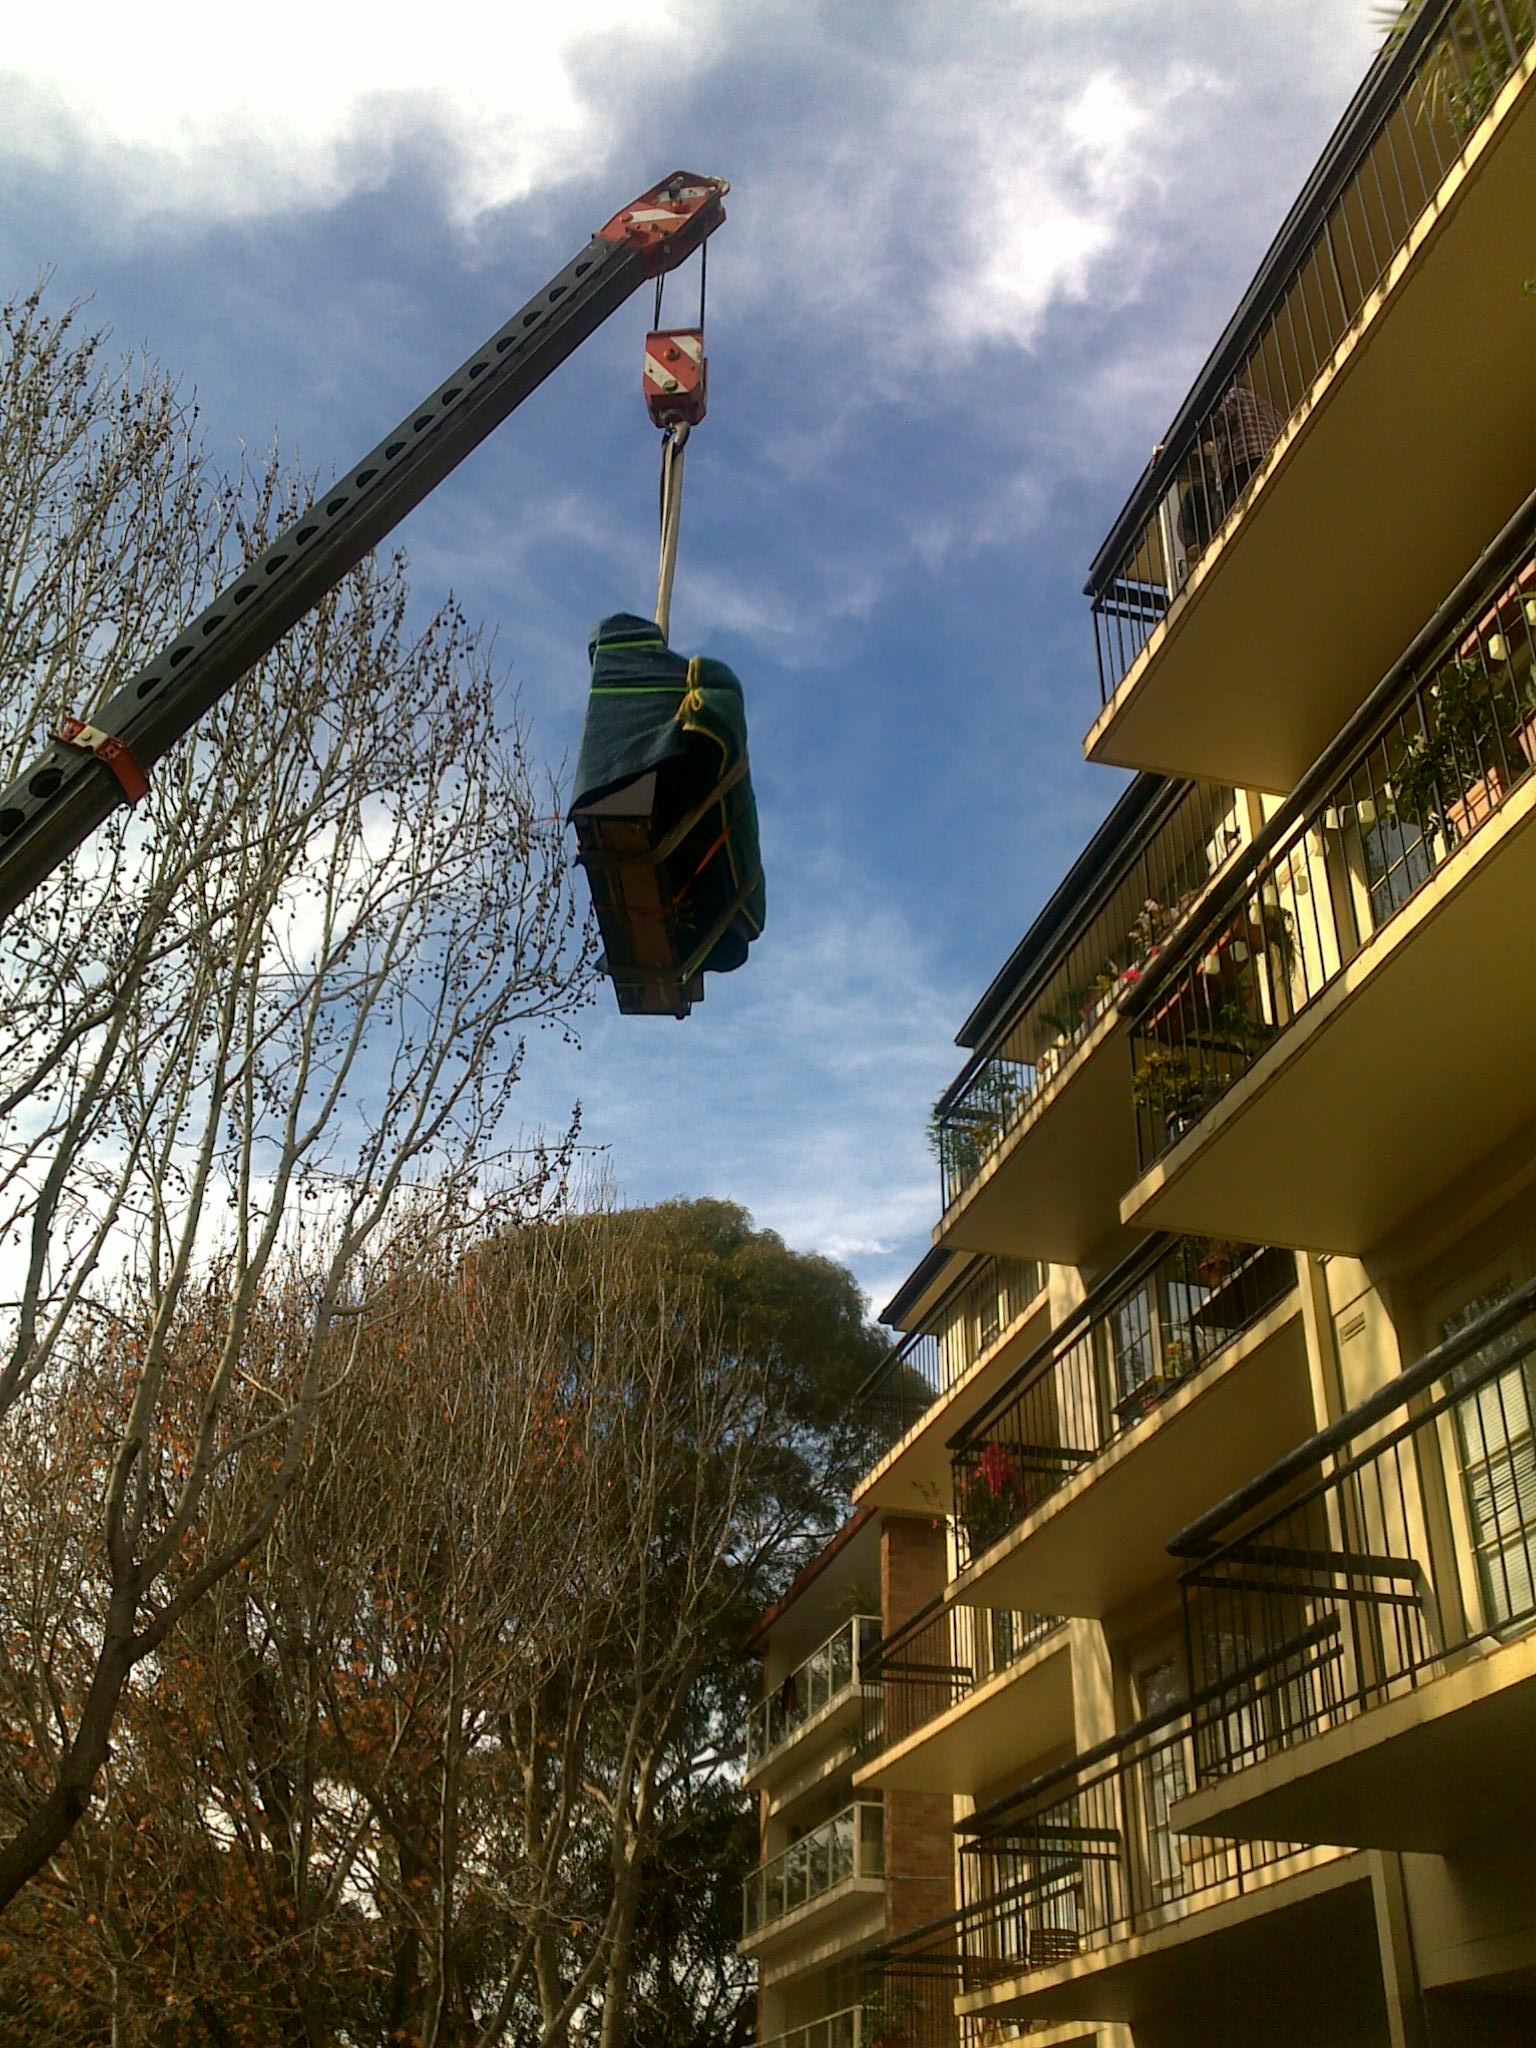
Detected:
[
  {"left": 881, "top": 1514, "right": 947, "bottom": 1633},
  {"left": 884, "top": 1788, "right": 955, "bottom": 1937},
  {"left": 880, "top": 1517, "right": 955, "bottom": 1937}
]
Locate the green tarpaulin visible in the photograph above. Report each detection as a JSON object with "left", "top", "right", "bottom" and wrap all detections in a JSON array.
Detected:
[{"left": 570, "top": 613, "right": 765, "bottom": 1000}]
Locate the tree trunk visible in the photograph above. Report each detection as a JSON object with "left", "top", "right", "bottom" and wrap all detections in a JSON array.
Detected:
[{"left": 0, "top": 1601, "right": 136, "bottom": 1909}]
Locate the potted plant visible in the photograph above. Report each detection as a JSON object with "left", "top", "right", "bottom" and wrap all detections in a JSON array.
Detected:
[
  {"left": 1040, "top": 992, "right": 1091, "bottom": 1045},
  {"left": 1388, "top": 658, "right": 1535, "bottom": 843},
  {"left": 1161, "top": 1332, "right": 1197, "bottom": 1381},
  {"left": 1248, "top": 893, "right": 1297, "bottom": 974},
  {"left": 959, "top": 1439, "right": 1027, "bottom": 1558},
  {"left": 1130, "top": 1045, "right": 1213, "bottom": 1142},
  {"left": 1208, "top": 991, "right": 1275, "bottom": 1058},
  {"left": 1114, "top": 1333, "right": 1196, "bottom": 1425},
  {"left": 1377, "top": 1, "right": 1517, "bottom": 139},
  {"left": 1127, "top": 895, "right": 1176, "bottom": 966},
  {"left": 929, "top": 1065, "right": 1028, "bottom": 1185},
  {"left": 1195, "top": 1237, "right": 1238, "bottom": 1288},
  {"left": 859, "top": 1987, "right": 916, "bottom": 2048}
]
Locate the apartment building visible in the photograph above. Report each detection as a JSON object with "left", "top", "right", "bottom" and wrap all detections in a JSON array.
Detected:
[
  {"left": 739, "top": 1509, "right": 957, "bottom": 2048},
  {"left": 745, "top": 8, "right": 1536, "bottom": 2047}
]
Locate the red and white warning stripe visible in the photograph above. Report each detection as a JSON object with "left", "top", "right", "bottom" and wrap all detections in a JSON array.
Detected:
[{"left": 643, "top": 328, "right": 707, "bottom": 427}]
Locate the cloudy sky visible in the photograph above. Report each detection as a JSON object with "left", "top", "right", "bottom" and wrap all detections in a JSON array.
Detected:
[{"left": 0, "top": 1, "right": 1381, "bottom": 1316}]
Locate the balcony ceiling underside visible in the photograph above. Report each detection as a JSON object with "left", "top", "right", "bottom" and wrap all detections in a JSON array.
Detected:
[
  {"left": 1122, "top": 784, "right": 1536, "bottom": 1254},
  {"left": 962, "top": 1858, "right": 1375, "bottom": 2030},
  {"left": 957, "top": 1309, "right": 1309, "bottom": 1619},
  {"left": 855, "top": 1631, "right": 1073, "bottom": 1796},
  {"left": 1174, "top": 1636, "right": 1536, "bottom": 1856},
  {"left": 1087, "top": 69, "right": 1536, "bottom": 794},
  {"left": 939, "top": 1030, "right": 1138, "bottom": 1269}
]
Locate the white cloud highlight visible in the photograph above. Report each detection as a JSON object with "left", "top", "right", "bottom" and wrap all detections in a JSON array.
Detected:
[{"left": 1, "top": 0, "right": 691, "bottom": 222}]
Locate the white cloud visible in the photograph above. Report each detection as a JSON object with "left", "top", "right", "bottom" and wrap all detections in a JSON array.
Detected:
[
  {"left": 920, "top": 62, "right": 1220, "bottom": 353},
  {"left": 0, "top": 0, "right": 1392, "bottom": 1317},
  {"left": 1, "top": 0, "right": 695, "bottom": 223}
]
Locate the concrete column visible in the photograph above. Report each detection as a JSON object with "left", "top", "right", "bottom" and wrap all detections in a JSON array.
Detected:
[{"left": 1370, "top": 1850, "right": 1430, "bottom": 2048}]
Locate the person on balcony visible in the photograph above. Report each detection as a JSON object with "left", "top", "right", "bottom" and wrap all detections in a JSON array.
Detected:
[{"left": 1178, "top": 381, "right": 1285, "bottom": 563}]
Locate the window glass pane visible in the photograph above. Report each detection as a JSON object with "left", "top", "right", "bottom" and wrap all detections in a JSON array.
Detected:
[
  {"left": 1362, "top": 813, "right": 1432, "bottom": 926},
  {"left": 1112, "top": 1285, "right": 1156, "bottom": 1398},
  {"left": 1443, "top": 1285, "right": 1536, "bottom": 1634}
]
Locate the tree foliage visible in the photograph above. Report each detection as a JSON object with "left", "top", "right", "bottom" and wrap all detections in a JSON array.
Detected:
[
  {"left": 0, "top": 283, "right": 590, "bottom": 1907},
  {"left": 0, "top": 1200, "right": 883, "bottom": 2045},
  {"left": 0, "top": 282, "right": 887, "bottom": 2042}
]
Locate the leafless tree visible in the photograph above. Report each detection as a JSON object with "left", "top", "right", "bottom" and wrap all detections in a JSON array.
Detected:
[
  {"left": 0, "top": 1201, "right": 778, "bottom": 2048},
  {"left": 0, "top": 284, "right": 593, "bottom": 1909}
]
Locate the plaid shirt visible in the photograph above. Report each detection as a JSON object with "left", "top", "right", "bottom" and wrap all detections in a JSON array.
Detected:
[{"left": 1210, "top": 383, "right": 1284, "bottom": 483}]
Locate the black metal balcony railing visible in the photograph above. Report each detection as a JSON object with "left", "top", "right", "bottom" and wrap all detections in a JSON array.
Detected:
[
  {"left": 872, "top": 1900, "right": 1015, "bottom": 2015},
  {"left": 1088, "top": 0, "right": 1535, "bottom": 703},
  {"left": 935, "top": 782, "right": 1242, "bottom": 1212},
  {"left": 857, "top": 1257, "right": 1046, "bottom": 1464},
  {"left": 1170, "top": 1279, "right": 1536, "bottom": 1789},
  {"left": 862, "top": 1915, "right": 1016, "bottom": 2047},
  {"left": 858, "top": 1326, "right": 945, "bottom": 1460},
  {"left": 956, "top": 1703, "right": 1301, "bottom": 1978},
  {"left": 1122, "top": 505, "right": 1536, "bottom": 1174},
  {"left": 860, "top": 1595, "right": 1060, "bottom": 1758},
  {"left": 948, "top": 1235, "right": 1297, "bottom": 1572}
]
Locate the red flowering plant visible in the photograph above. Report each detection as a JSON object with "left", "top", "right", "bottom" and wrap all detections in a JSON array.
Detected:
[{"left": 961, "top": 1438, "right": 1027, "bottom": 1559}]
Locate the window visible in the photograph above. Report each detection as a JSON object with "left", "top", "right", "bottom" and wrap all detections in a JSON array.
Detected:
[
  {"left": 1109, "top": 1282, "right": 1156, "bottom": 1402},
  {"left": 1133, "top": 1660, "right": 1188, "bottom": 1903},
  {"left": 1443, "top": 1287, "right": 1536, "bottom": 1636},
  {"left": 1361, "top": 811, "right": 1433, "bottom": 928}
]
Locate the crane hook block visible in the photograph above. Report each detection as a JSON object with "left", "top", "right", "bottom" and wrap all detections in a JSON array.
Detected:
[
  {"left": 568, "top": 615, "right": 765, "bottom": 1020},
  {"left": 596, "top": 172, "right": 729, "bottom": 279},
  {"left": 644, "top": 330, "right": 707, "bottom": 429}
]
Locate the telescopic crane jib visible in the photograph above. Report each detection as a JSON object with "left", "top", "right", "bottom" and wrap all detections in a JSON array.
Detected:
[{"left": 0, "top": 171, "right": 757, "bottom": 1021}]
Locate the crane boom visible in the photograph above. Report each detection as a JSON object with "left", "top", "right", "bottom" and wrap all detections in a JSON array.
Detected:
[{"left": 0, "top": 172, "right": 728, "bottom": 926}]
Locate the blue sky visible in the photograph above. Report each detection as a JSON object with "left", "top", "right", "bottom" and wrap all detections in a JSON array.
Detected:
[{"left": 0, "top": 1, "right": 1381, "bottom": 1317}]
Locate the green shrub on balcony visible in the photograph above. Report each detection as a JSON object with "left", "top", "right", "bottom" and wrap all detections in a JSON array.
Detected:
[
  {"left": 1389, "top": 658, "right": 1536, "bottom": 839},
  {"left": 1130, "top": 1046, "right": 1217, "bottom": 1125},
  {"left": 1379, "top": 0, "right": 1534, "bottom": 138}
]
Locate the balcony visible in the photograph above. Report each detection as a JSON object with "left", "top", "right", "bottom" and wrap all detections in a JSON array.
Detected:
[
  {"left": 740, "top": 1802, "right": 885, "bottom": 1950},
  {"left": 1169, "top": 1281, "right": 1536, "bottom": 1856},
  {"left": 747, "top": 1616, "right": 881, "bottom": 1786},
  {"left": 950, "top": 1711, "right": 1370, "bottom": 2029},
  {"left": 856, "top": 1256, "right": 1047, "bottom": 1515},
  {"left": 933, "top": 781, "right": 1242, "bottom": 1267},
  {"left": 947, "top": 1236, "right": 1301, "bottom": 1616},
  {"left": 1085, "top": 0, "right": 1536, "bottom": 790},
  {"left": 759, "top": 2007, "right": 866, "bottom": 2048},
  {"left": 1118, "top": 503, "right": 1536, "bottom": 1253},
  {"left": 862, "top": 1919, "right": 1015, "bottom": 2048},
  {"left": 856, "top": 1595, "right": 1066, "bottom": 1795},
  {"left": 868, "top": 1915, "right": 1131, "bottom": 2048}
]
